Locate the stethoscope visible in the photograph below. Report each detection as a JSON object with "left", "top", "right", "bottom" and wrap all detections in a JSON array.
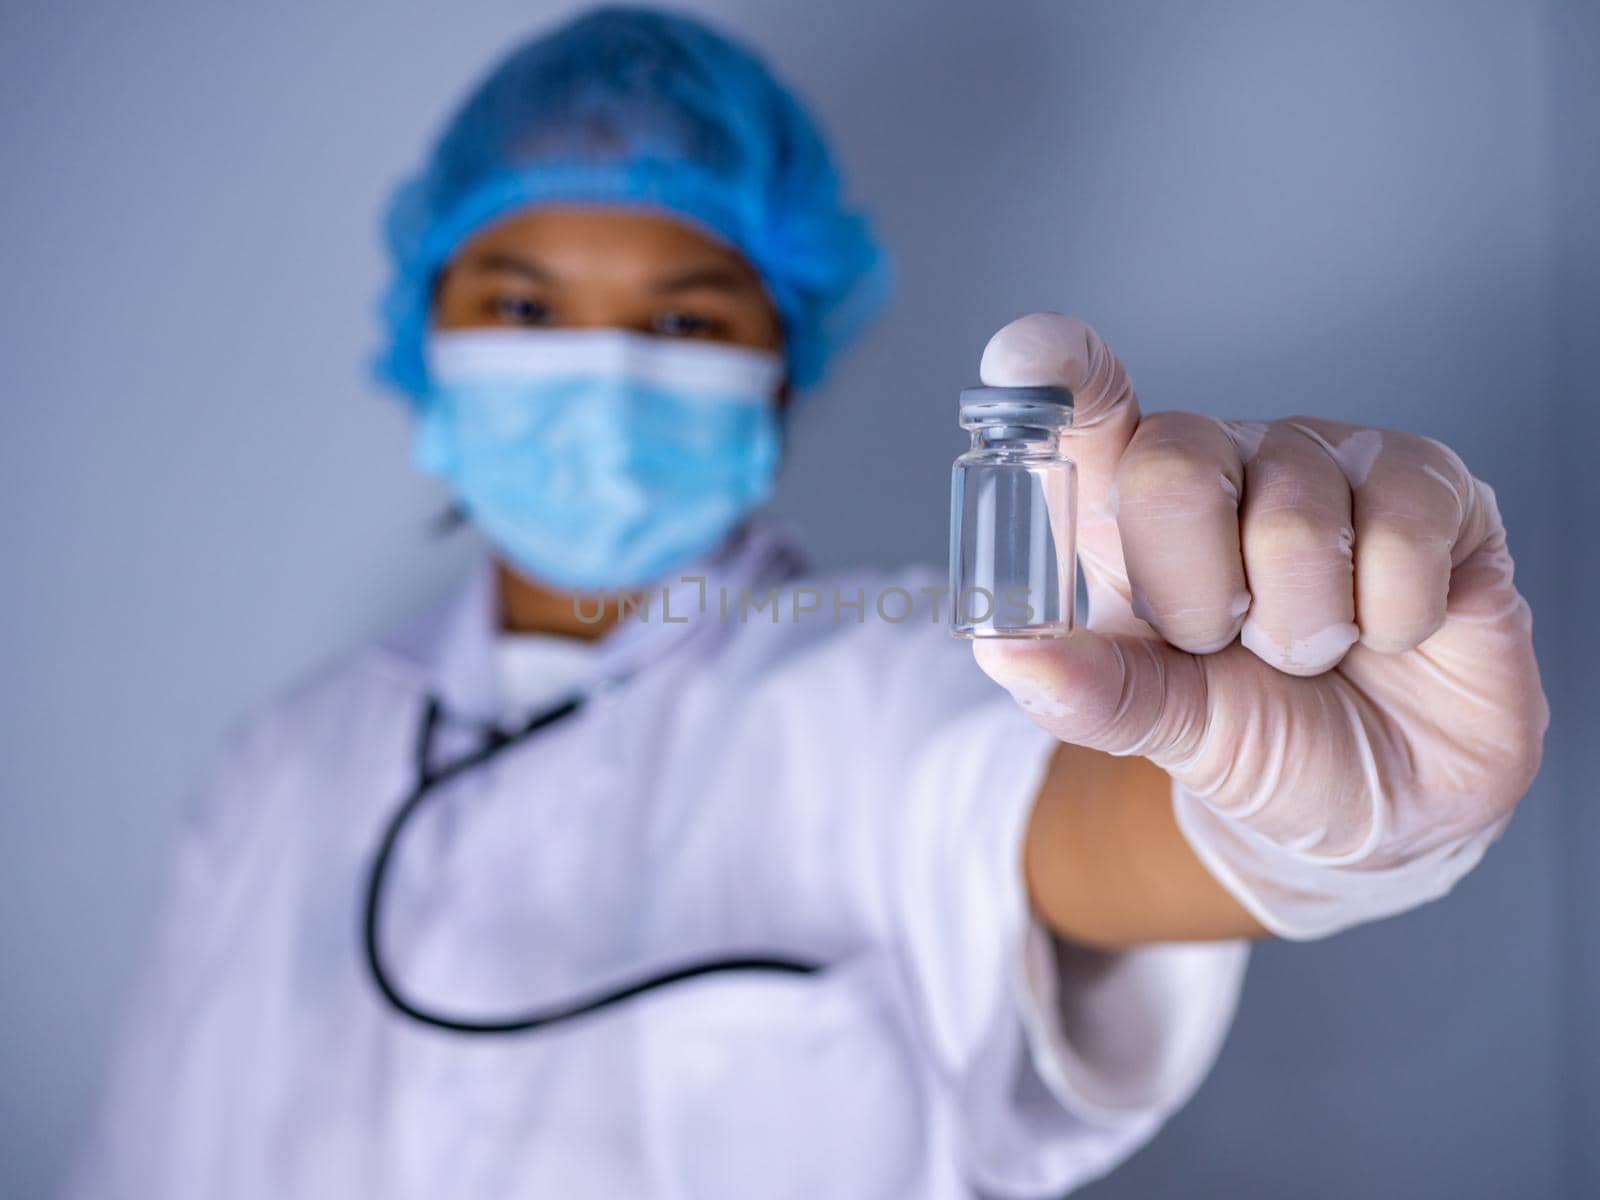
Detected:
[{"left": 361, "top": 679, "right": 824, "bottom": 1035}]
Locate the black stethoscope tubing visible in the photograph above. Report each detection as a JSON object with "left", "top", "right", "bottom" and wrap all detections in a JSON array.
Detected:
[{"left": 361, "top": 690, "right": 823, "bottom": 1035}]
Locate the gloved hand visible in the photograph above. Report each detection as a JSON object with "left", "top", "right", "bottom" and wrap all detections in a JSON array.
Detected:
[{"left": 973, "top": 313, "right": 1548, "bottom": 938}]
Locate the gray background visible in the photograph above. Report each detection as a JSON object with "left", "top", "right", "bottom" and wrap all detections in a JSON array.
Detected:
[{"left": 2, "top": 0, "right": 1595, "bottom": 1195}]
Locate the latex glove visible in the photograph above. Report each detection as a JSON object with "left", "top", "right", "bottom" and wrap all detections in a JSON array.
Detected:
[{"left": 974, "top": 313, "right": 1547, "bottom": 939}]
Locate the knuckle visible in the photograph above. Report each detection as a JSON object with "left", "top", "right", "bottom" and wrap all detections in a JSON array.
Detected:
[
  {"left": 1245, "top": 504, "right": 1352, "bottom": 565},
  {"left": 1374, "top": 431, "right": 1477, "bottom": 509},
  {"left": 1408, "top": 430, "right": 1471, "bottom": 477},
  {"left": 1116, "top": 440, "right": 1230, "bottom": 508},
  {"left": 1354, "top": 570, "right": 1449, "bottom": 654},
  {"left": 1356, "top": 517, "right": 1451, "bottom": 567},
  {"left": 1354, "top": 539, "right": 1451, "bottom": 653}
]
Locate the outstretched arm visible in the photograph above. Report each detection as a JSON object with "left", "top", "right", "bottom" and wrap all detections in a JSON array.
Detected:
[
  {"left": 1026, "top": 743, "right": 1268, "bottom": 947},
  {"left": 994, "top": 314, "right": 1545, "bottom": 945}
]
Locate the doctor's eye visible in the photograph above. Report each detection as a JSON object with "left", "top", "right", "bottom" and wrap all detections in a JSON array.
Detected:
[
  {"left": 490, "top": 294, "right": 553, "bottom": 326},
  {"left": 652, "top": 310, "right": 723, "bottom": 339}
]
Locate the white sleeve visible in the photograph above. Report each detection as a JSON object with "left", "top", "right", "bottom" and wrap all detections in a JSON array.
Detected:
[
  {"left": 859, "top": 596, "right": 1248, "bottom": 1197},
  {"left": 63, "top": 716, "right": 282, "bottom": 1200}
]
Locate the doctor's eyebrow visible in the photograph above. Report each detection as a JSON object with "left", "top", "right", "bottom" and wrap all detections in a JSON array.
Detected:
[
  {"left": 463, "top": 252, "right": 558, "bottom": 284},
  {"left": 651, "top": 266, "right": 759, "bottom": 294}
]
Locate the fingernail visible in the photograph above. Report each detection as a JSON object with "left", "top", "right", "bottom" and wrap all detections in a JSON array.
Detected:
[
  {"left": 1240, "top": 617, "right": 1358, "bottom": 675},
  {"left": 979, "top": 313, "right": 1091, "bottom": 390},
  {"left": 1001, "top": 676, "right": 1077, "bottom": 718},
  {"left": 972, "top": 640, "right": 1078, "bottom": 718}
]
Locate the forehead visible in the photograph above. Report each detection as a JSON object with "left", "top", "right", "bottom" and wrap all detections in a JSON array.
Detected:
[{"left": 448, "top": 206, "right": 760, "bottom": 281}]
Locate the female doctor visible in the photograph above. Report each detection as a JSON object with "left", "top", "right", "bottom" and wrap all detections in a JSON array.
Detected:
[{"left": 69, "top": 8, "right": 1547, "bottom": 1199}]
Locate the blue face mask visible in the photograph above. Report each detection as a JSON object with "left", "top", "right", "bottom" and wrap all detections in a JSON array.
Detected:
[{"left": 417, "top": 328, "right": 784, "bottom": 592}]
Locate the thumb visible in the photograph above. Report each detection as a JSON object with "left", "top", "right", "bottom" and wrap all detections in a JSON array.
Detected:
[
  {"left": 973, "top": 629, "right": 1208, "bottom": 769},
  {"left": 978, "top": 313, "right": 1141, "bottom": 537}
]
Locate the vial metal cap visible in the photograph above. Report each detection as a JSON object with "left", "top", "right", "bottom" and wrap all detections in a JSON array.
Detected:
[{"left": 958, "top": 384, "right": 1074, "bottom": 428}]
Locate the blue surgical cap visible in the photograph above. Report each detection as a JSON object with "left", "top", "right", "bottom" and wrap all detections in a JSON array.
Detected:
[{"left": 375, "top": 6, "right": 891, "bottom": 403}]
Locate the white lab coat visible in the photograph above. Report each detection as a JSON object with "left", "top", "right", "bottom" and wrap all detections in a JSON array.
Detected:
[{"left": 68, "top": 522, "right": 1247, "bottom": 1199}]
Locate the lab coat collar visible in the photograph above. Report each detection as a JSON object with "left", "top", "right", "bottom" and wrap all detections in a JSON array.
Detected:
[{"left": 376, "top": 517, "right": 810, "bottom": 726}]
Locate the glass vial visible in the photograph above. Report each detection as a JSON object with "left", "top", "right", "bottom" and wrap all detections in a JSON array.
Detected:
[{"left": 949, "top": 384, "right": 1077, "bottom": 638}]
